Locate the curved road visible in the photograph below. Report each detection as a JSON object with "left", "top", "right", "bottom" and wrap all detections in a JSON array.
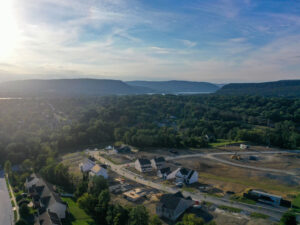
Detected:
[
  {"left": 166, "top": 150, "right": 300, "bottom": 176},
  {"left": 89, "top": 151, "right": 291, "bottom": 221}
]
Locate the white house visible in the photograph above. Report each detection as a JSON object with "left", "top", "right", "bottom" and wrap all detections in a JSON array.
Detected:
[
  {"left": 79, "top": 158, "right": 96, "bottom": 173},
  {"left": 240, "top": 144, "right": 249, "bottom": 149},
  {"left": 151, "top": 157, "right": 165, "bottom": 170},
  {"left": 135, "top": 158, "right": 152, "bottom": 172},
  {"left": 89, "top": 164, "right": 108, "bottom": 179},
  {"left": 167, "top": 167, "right": 198, "bottom": 184}
]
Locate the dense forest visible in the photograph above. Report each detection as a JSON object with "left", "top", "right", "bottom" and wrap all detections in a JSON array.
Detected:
[
  {"left": 217, "top": 80, "right": 300, "bottom": 97},
  {"left": 0, "top": 94, "right": 299, "bottom": 167}
]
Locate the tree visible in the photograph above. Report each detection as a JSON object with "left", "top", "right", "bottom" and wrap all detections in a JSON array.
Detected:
[
  {"left": 177, "top": 214, "right": 205, "bottom": 225},
  {"left": 280, "top": 211, "right": 297, "bottom": 225},
  {"left": 74, "top": 180, "right": 88, "bottom": 199},
  {"left": 95, "top": 190, "right": 110, "bottom": 224},
  {"left": 128, "top": 205, "right": 149, "bottom": 225},
  {"left": 19, "top": 203, "right": 30, "bottom": 218},
  {"left": 21, "top": 159, "right": 32, "bottom": 172},
  {"left": 149, "top": 215, "right": 162, "bottom": 225},
  {"left": 106, "top": 204, "right": 129, "bottom": 225},
  {"left": 88, "top": 176, "right": 108, "bottom": 196},
  {"left": 15, "top": 219, "right": 28, "bottom": 225},
  {"left": 77, "top": 193, "right": 97, "bottom": 214},
  {"left": 4, "top": 160, "right": 12, "bottom": 174}
]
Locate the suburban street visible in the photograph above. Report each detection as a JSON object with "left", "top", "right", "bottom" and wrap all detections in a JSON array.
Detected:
[
  {"left": 0, "top": 170, "right": 13, "bottom": 225},
  {"left": 88, "top": 150, "right": 295, "bottom": 221}
]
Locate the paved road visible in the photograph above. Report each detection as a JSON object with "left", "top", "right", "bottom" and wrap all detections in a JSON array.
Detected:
[
  {"left": 0, "top": 171, "right": 13, "bottom": 225},
  {"left": 89, "top": 151, "right": 288, "bottom": 221},
  {"left": 166, "top": 150, "right": 300, "bottom": 176}
]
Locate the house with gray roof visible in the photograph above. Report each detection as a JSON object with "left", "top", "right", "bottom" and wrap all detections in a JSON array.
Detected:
[
  {"left": 151, "top": 157, "right": 165, "bottom": 170},
  {"left": 156, "top": 192, "right": 194, "bottom": 221},
  {"left": 25, "top": 174, "right": 67, "bottom": 224},
  {"left": 135, "top": 158, "right": 152, "bottom": 172},
  {"left": 167, "top": 167, "right": 198, "bottom": 184},
  {"left": 157, "top": 167, "right": 171, "bottom": 179}
]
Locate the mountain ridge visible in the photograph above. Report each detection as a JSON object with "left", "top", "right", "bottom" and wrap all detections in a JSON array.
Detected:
[{"left": 217, "top": 79, "right": 300, "bottom": 97}]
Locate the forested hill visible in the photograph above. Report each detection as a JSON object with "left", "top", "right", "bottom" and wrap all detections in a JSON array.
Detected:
[
  {"left": 217, "top": 80, "right": 300, "bottom": 97},
  {"left": 126, "top": 80, "right": 219, "bottom": 93},
  {"left": 0, "top": 79, "right": 150, "bottom": 97}
]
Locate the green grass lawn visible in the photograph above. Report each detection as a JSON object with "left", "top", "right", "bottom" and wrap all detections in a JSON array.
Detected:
[
  {"left": 250, "top": 212, "right": 269, "bottom": 219},
  {"left": 292, "top": 194, "right": 300, "bottom": 208},
  {"left": 209, "top": 139, "right": 245, "bottom": 148},
  {"left": 230, "top": 195, "right": 256, "bottom": 205},
  {"left": 218, "top": 205, "right": 242, "bottom": 213},
  {"left": 62, "top": 197, "right": 96, "bottom": 225}
]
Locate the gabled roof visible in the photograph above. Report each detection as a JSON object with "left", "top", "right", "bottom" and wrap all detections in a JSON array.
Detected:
[
  {"left": 80, "top": 159, "right": 96, "bottom": 172},
  {"left": 153, "top": 157, "right": 165, "bottom": 163},
  {"left": 137, "top": 158, "right": 151, "bottom": 165},
  {"left": 159, "top": 194, "right": 182, "bottom": 210},
  {"left": 158, "top": 167, "right": 171, "bottom": 174},
  {"left": 90, "top": 164, "right": 106, "bottom": 174},
  {"left": 36, "top": 210, "right": 62, "bottom": 225},
  {"left": 187, "top": 170, "right": 196, "bottom": 179},
  {"left": 179, "top": 168, "right": 190, "bottom": 176}
]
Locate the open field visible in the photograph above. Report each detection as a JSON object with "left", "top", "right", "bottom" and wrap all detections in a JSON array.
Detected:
[
  {"left": 61, "top": 152, "right": 90, "bottom": 179},
  {"left": 172, "top": 157, "right": 300, "bottom": 198},
  {"left": 217, "top": 152, "right": 300, "bottom": 172},
  {"left": 62, "top": 197, "right": 96, "bottom": 225}
]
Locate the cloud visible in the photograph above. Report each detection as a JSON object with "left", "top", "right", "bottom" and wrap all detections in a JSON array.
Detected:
[
  {"left": 181, "top": 40, "right": 197, "bottom": 48},
  {"left": 0, "top": 0, "right": 300, "bottom": 83}
]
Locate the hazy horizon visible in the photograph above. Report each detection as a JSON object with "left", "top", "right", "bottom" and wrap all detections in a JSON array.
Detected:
[{"left": 0, "top": 0, "right": 300, "bottom": 83}]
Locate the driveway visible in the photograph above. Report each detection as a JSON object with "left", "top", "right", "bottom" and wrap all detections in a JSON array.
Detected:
[{"left": 0, "top": 170, "right": 13, "bottom": 225}]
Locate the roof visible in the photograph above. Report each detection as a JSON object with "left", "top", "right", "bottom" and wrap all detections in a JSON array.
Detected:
[
  {"left": 80, "top": 159, "right": 96, "bottom": 172},
  {"left": 137, "top": 158, "right": 151, "bottom": 165},
  {"left": 250, "top": 190, "right": 282, "bottom": 199},
  {"left": 187, "top": 170, "right": 196, "bottom": 179},
  {"left": 159, "top": 167, "right": 171, "bottom": 174},
  {"left": 90, "top": 164, "right": 106, "bottom": 174},
  {"left": 159, "top": 193, "right": 183, "bottom": 210},
  {"left": 27, "top": 174, "right": 65, "bottom": 207},
  {"left": 179, "top": 168, "right": 191, "bottom": 176},
  {"left": 153, "top": 157, "right": 165, "bottom": 163},
  {"left": 36, "top": 210, "right": 62, "bottom": 225}
]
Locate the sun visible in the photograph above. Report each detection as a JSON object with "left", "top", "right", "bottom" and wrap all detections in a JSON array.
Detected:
[{"left": 0, "top": 0, "right": 19, "bottom": 58}]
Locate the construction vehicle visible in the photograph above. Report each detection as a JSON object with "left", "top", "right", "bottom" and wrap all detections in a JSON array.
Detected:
[{"left": 231, "top": 152, "right": 241, "bottom": 160}]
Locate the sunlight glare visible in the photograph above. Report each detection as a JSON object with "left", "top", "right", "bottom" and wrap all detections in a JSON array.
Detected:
[{"left": 0, "top": 0, "right": 19, "bottom": 58}]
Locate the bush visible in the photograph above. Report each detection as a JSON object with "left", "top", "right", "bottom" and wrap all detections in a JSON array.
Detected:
[{"left": 250, "top": 212, "right": 269, "bottom": 219}]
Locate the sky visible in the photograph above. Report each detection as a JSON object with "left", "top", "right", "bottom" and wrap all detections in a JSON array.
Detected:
[{"left": 0, "top": 0, "right": 300, "bottom": 83}]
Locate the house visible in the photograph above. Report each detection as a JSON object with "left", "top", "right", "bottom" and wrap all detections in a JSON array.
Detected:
[
  {"left": 115, "top": 145, "right": 131, "bottom": 154},
  {"left": 123, "top": 188, "right": 147, "bottom": 202},
  {"left": 167, "top": 168, "right": 198, "bottom": 184},
  {"left": 248, "top": 190, "right": 282, "bottom": 206},
  {"left": 105, "top": 145, "right": 113, "bottom": 150},
  {"left": 156, "top": 192, "right": 193, "bottom": 221},
  {"left": 79, "top": 157, "right": 96, "bottom": 173},
  {"left": 35, "top": 209, "right": 62, "bottom": 225},
  {"left": 151, "top": 157, "right": 165, "bottom": 170},
  {"left": 89, "top": 164, "right": 108, "bottom": 178},
  {"left": 135, "top": 158, "right": 152, "bottom": 172},
  {"left": 157, "top": 167, "right": 171, "bottom": 179},
  {"left": 25, "top": 174, "right": 67, "bottom": 223},
  {"left": 240, "top": 144, "right": 249, "bottom": 149}
]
